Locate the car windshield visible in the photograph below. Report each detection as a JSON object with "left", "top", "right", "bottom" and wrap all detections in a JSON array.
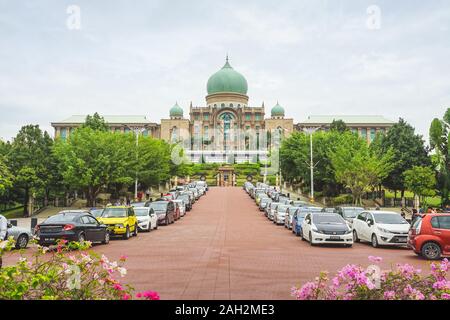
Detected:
[
  {"left": 101, "top": 208, "right": 127, "bottom": 218},
  {"left": 90, "top": 209, "right": 103, "bottom": 217},
  {"left": 278, "top": 206, "right": 289, "bottom": 213},
  {"left": 313, "top": 214, "right": 345, "bottom": 225},
  {"left": 149, "top": 202, "right": 168, "bottom": 211},
  {"left": 131, "top": 202, "right": 146, "bottom": 207},
  {"left": 134, "top": 208, "right": 150, "bottom": 216},
  {"left": 45, "top": 213, "right": 78, "bottom": 223},
  {"left": 261, "top": 198, "right": 271, "bottom": 203},
  {"left": 374, "top": 213, "right": 409, "bottom": 224},
  {"left": 342, "top": 208, "right": 364, "bottom": 218}
]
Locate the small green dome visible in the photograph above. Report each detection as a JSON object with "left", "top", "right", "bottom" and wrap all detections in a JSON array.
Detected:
[
  {"left": 271, "top": 102, "right": 285, "bottom": 117},
  {"left": 207, "top": 57, "right": 248, "bottom": 95},
  {"left": 170, "top": 102, "right": 183, "bottom": 117}
]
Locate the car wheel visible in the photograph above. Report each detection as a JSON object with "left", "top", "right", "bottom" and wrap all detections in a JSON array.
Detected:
[
  {"left": 345, "top": 244, "right": 353, "bottom": 248},
  {"left": 15, "top": 234, "right": 29, "bottom": 249},
  {"left": 123, "top": 227, "right": 130, "bottom": 240},
  {"left": 78, "top": 232, "right": 86, "bottom": 243},
  {"left": 421, "top": 242, "right": 442, "bottom": 260},
  {"left": 102, "top": 232, "right": 110, "bottom": 244},
  {"left": 371, "top": 234, "right": 379, "bottom": 248},
  {"left": 353, "top": 230, "right": 360, "bottom": 243},
  {"left": 309, "top": 232, "right": 315, "bottom": 246}
]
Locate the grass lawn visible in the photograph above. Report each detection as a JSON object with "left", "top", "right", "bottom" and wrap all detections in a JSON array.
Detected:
[
  {"left": 1, "top": 207, "right": 25, "bottom": 219},
  {"left": 384, "top": 190, "right": 441, "bottom": 207}
]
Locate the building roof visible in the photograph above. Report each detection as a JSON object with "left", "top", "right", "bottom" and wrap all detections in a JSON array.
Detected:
[
  {"left": 271, "top": 102, "right": 285, "bottom": 117},
  {"left": 206, "top": 56, "right": 248, "bottom": 95},
  {"left": 169, "top": 102, "right": 184, "bottom": 117},
  {"left": 299, "top": 115, "right": 395, "bottom": 125},
  {"left": 52, "top": 115, "right": 153, "bottom": 125}
]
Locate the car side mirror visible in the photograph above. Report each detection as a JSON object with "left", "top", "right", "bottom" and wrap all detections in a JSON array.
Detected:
[
  {"left": 367, "top": 219, "right": 374, "bottom": 226},
  {"left": 7, "top": 222, "right": 12, "bottom": 228}
]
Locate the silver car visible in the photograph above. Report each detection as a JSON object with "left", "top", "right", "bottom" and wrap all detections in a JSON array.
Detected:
[{"left": 6, "top": 222, "right": 33, "bottom": 249}]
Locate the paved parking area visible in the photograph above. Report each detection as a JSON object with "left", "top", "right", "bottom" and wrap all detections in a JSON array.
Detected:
[{"left": 2, "top": 187, "right": 432, "bottom": 299}]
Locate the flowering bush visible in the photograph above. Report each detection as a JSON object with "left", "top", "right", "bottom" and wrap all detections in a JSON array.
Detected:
[
  {"left": 0, "top": 238, "right": 159, "bottom": 300},
  {"left": 291, "top": 256, "right": 450, "bottom": 300}
]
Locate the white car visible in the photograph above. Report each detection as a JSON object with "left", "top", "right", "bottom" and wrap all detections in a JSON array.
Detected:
[
  {"left": 302, "top": 213, "right": 353, "bottom": 247},
  {"left": 352, "top": 211, "right": 410, "bottom": 248},
  {"left": 274, "top": 205, "right": 290, "bottom": 225},
  {"left": 268, "top": 202, "right": 280, "bottom": 221},
  {"left": 134, "top": 207, "right": 158, "bottom": 232},
  {"left": 173, "top": 200, "right": 186, "bottom": 217},
  {"left": 285, "top": 207, "right": 301, "bottom": 229}
]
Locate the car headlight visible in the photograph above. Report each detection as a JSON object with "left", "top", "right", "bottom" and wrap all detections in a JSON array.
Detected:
[
  {"left": 345, "top": 229, "right": 352, "bottom": 234},
  {"left": 312, "top": 227, "right": 323, "bottom": 234},
  {"left": 378, "top": 227, "right": 391, "bottom": 234}
]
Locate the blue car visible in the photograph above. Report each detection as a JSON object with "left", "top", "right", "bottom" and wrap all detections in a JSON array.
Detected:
[{"left": 292, "top": 211, "right": 307, "bottom": 236}]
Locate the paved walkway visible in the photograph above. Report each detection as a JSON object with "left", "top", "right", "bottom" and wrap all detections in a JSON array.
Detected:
[{"left": 80, "top": 187, "right": 430, "bottom": 300}]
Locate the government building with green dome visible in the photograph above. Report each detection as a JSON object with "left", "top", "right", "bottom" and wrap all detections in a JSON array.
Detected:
[{"left": 51, "top": 57, "right": 395, "bottom": 164}]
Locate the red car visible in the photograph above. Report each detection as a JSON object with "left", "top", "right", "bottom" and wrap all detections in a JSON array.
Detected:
[{"left": 408, "top": 214, "right": 450, "bottom": 260}]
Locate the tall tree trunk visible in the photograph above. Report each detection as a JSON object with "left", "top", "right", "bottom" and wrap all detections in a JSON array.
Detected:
[{"left": 23, "top": 187, "right": 29, "bottom": 217}]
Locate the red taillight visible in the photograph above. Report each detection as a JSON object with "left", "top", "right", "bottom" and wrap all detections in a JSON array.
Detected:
[{"left": 63, "top": 224, "right": 75, "bottom": 231}]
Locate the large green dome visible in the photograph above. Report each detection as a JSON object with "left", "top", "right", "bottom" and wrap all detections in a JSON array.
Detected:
[
  {"left": 271, "top": 102, "right": 285, "bottom": 117},
  {"left": 207, "top": 57, "right": 248, "bottom": 95},
  {"left": 170, "top": 102, "right": 183, "bottom": 117}
]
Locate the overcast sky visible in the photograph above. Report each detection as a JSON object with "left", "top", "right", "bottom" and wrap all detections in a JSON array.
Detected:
[{"left": 0, "top": 0, "right": 449, "bottom": 142}]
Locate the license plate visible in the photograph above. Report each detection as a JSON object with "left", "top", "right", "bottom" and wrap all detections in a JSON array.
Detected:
[
  {"left": 44, "top": 238, "right": 55, "bottom": 241},
  {"left": 330, "top": 236, "right": 341, "bottom": 240}
]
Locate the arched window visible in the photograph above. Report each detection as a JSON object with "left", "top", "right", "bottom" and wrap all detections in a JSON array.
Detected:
[
  {"left": 229, "top": 103, "right": 233, "bottom": 108},
  {"left": 171, "top": 127, "right": 178, "bottom": 143},
  {"left": 221, "top": 103, "right": 225, "bottom": 108}
]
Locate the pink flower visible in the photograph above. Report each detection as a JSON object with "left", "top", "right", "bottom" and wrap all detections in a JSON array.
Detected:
[
  {"left": 368, "top": 256, "right": 383, "bottom": 264},
  {"left": 113, "top": 283, "right": 124, "bottom": 291},
  {"left": 383, "top": 291, "right": 396, "bottom": 300},
  {"left": 442, "top": 293, "right": 450, "bottom": 300},
  {"left": 137, "top": 291, "right": 160, "bottom": 300},
  {"left": 120, "top": 255, "right": 128, "bottom": 261},
  {"left": 432, "top": 280, "right": 450, "bottom": 290},
  {"left": 122, "top": 293, "right": 131, "bottom": 300}
]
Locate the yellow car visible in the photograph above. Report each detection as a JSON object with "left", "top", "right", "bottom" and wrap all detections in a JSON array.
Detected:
[{"left": 97, "top": 206, "right": 138, "bottom": 239}]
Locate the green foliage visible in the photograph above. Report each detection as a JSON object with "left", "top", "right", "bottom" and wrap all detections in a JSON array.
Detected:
[
  {"left": 330, "top": 132, "right": 395, "bottom": 205},
  {"left": 53, "top": 127, "right": 136, "bottom": 206},
  {"left": 429, "top": 108, "right": 450, "bottom": 205},
  {"left": 0, "top": 239, "right": 158, "bottom": 300},
  {"left": 81, "top": 113, "right": 109, "bottom": 132},
  {"left": 376, "top": 118, "right": 431, "bottom": 195},
  {"left": 331, "top": 194, "right": 353, "bottom": 205},
  {"left": 404, "top": 166, "right": 437, "bottom": 201},
  {"left": 8, "top": 125, "right": 54, "bottom": 216},
  {"left": 138, "top": 137, "right": 172, "bottom": 187},
  {"left": 0, "top": 156, "right": 13, "bottom": 195},
  {"left": 330, "top": 120, "right": 348, "bottom": 133}
]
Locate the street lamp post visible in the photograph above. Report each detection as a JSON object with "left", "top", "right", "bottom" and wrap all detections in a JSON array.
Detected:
[
  {"left": 303, "top": 127, "right": 322, "bottom": 202},
  {"left": 123, "top": 124, "right": 149, "bottom": 201}
]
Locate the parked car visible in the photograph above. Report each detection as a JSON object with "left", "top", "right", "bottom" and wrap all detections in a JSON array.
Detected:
[
  {"left": 292, "top": 210, "right": 308, "bottom": 236},
  {"left": 285, "top": 206, "right": 301, "bottom": 229},
  {"left": 267, "top": 202, "right": 280, "bottom": 221},
  {"left": 37, "top": 211, "right": 110, "bottom": 245},
  {"left": 255, "top": 193, "right": 268, "bottom": 206},
  {"left": 273, "top": 205, "right": 290, "bottom": 225},
  {"left": 408, "top": 213, "right": 450, "bottom": 259},
  {"left": 189, "top": 188, "right": 200, "bottom": 200},
  {"left": 195, "top": 180, "right": 208, "bottom": 191},
  {"left": 259, "top": 197, "right": 272, "bottom": 212},
  {"left": 178, "top": 194, "right": 192, "bottom": 211},
  {"left": 90, "top": 208, "right": 104, "bottom": 218},
  {"left": 301, "top": 212, "right": 353, "bottom": 247},
  {"left": 148, "top": 201, "right": 175, "bottom": 226},
  {"left": 173, "top": 200, "right": 186, "bottom": 218},
  {"left": 291, "top": 200, "right": 308, "bottom": 207},
  {"left": 5, "top": 222, "right": 33, "bottom": 249},
  {"left": 336, "top": 206, "right": 365, "bottom": 226},
  {"left": 134, "top": 207, "right": 158, "bottom": 232},
  {"left": 97, "top": 206, "right": 138, "bottom": 239},
  {"left": 352, "top": 211, "right": 410, "bottom": 248},
  {"left": 322, "top": 208, "right": 337, "bottom": 213}
]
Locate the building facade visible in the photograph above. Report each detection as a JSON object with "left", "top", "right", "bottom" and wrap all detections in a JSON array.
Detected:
[{"left": 51, "top": 57, "right": 395, "bottom": 163}]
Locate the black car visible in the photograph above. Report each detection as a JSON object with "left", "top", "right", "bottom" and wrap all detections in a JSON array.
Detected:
[
  {"left": 36, "top": 212, "right": 110, "bottom": 246},
  {"left": 148, "top": 201, "right": 175, "bottom": 226}
]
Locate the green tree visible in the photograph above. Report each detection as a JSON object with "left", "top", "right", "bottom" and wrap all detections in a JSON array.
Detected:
[
  {"left": 330, "top": 120, "right": 348, "bottom": 133},
  {"left": 81, "top": 113, "right": 109, "bottom": 132},
  {"left": 377, "top": 118, "right": 431, "bottom": 198},
  {"left": 429, "top": 108, "right": 450, "bottom": 206},
  {"left": 0, "top": 156, "right": 13, "bottom": 196},
  {"left": 53, "top": 127, "right": 135, "bottom": 207},
  {"left": 137, "top": 136, "right": 172, "bottom": 189},
  {"left": 9, "top": 125, "right": 53, "bottom": 216},
  {"left": 404, "top": 166, "right": 436, "bottom": 207},
  {"left": 330, "top": 132, "right": 394, "bottom": 205}
]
